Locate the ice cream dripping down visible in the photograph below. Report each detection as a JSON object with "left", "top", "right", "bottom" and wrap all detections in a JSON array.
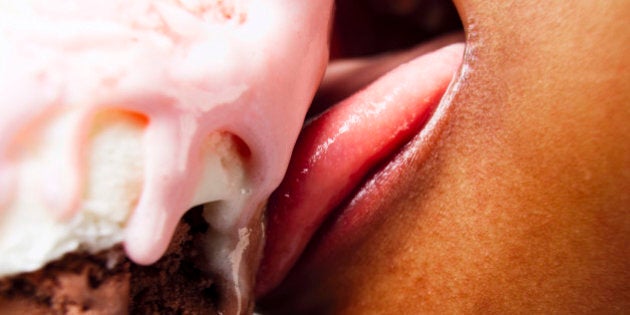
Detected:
[{"left": 0, "top": 0, "right": 332, "bottom": 312}]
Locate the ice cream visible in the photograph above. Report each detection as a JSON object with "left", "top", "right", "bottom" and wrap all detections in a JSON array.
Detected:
[{"left": 0, "top": 0, "right": 333, "bottom": 313}]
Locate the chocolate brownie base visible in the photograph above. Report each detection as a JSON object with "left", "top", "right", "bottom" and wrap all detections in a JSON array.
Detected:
[
  {"left": 0, "top": 208, "right": 220, "bottom": 315},
  {"left": 0, "top": 248, "right": 130, "bottom": 315}
]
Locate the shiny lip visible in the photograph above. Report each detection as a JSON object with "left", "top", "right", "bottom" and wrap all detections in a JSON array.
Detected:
[
  {"left": 257, "top": 38, "right": 469, "bottom": 303},
  {"left": 304, "top": 50, "right": 470, "bottom": 268},
  {"left": 301, "top": 47, "right": 470, "bottom": 270}
]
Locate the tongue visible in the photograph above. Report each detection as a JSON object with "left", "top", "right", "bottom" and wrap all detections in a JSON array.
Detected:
[{"left": 256, "top": 38, "right": 465, "bottom": 296}]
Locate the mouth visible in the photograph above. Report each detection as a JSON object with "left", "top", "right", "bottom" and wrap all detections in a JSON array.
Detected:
[{"left": 256, "top": 0, "right": 466, "bottom": 308}]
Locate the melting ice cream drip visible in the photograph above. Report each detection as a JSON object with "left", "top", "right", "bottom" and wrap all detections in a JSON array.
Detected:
[
  {"left": 0, "top": 99, "right": 265, "bottom": 308},
  {"left": 1, "top": 0, "right": 334, "bottom": 312},
  {"left": 0, "top": 0, "right": 262, "bottom": 263}
]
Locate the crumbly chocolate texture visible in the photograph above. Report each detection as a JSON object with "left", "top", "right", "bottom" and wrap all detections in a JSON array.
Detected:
[
  {"left": 0, "top": 246, "right": 131, "bottom": 315},
  {"left": 0, "top": 208, "right": 220, "bottom": 315},
  {"left": 130, "top": 207, "right": 220, "bottom": 314}
]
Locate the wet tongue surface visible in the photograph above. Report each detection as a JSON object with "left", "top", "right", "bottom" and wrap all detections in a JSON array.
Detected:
[{"left": 257, "top": 37, "right": 465, "bottom": 297}]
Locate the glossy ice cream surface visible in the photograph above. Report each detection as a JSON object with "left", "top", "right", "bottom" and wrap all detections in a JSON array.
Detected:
[{"left": 0, "top": 0, "right": 332, "bottom": 311}]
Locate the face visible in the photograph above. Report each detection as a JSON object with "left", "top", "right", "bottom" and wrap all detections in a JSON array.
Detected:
[{"left": 257, "top": 0, "right": 630, "bottom": 313}]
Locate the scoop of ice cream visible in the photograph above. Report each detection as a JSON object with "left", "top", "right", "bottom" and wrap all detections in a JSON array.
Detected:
[{"left": 0, "top": 0, "right": 332, "bottom": 312}]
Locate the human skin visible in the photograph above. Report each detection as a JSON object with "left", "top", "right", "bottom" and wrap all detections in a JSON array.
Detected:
[{"left": 259, "top": 0, "right": 630, "bottom": 313}]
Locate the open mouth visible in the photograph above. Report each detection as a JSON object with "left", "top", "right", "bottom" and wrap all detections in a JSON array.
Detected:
[{"left": 256, "top": 0, "right": 466, "bottom": 310}]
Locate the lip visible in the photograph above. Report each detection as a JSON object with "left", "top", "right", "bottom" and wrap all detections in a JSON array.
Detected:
[{"left": 256, "top": 33, "right": 466, "bottom": 303}]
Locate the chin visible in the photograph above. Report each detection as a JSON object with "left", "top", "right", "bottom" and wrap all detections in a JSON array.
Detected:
[{"left": 257, "top": 0, "right": 630, "bottom": 313}]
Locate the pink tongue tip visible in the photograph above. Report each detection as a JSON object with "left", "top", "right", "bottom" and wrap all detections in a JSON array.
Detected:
[{"left": 256, "top": 41, "right": 465, "bottom": 297}]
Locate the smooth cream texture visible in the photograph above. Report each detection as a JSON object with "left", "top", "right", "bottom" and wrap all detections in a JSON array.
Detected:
[{"left": 0, "top": 1, "right": 332, "bottom": 311}]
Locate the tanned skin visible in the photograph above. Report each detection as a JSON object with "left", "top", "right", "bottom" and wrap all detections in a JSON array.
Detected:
[{"left": 261, "top": 1, "right": 630, "bottom": 313}]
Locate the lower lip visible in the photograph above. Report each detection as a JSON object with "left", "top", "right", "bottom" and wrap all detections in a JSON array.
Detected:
[{"left": 257, "top": 35, "right": 466, "bottom": 301}]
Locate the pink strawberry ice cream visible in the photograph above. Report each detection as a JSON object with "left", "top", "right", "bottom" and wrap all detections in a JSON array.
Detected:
[{"left": 0, "top": 0, "right": 332, "bottom": 313}]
